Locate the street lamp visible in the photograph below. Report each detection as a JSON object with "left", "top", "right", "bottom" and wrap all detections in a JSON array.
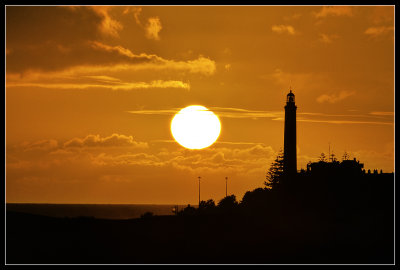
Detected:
[
  {"left": 225, "top": 176, "right": 228, "bottom": 197},
  {"left": 198, "top": 176, "right": 201, "bottom": 207}
]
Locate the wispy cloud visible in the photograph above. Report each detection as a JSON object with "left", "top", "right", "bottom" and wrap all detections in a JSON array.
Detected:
[
  {"left": 123, "top": 7, "right": 143, "bottom": 26},
  {"left": 89, "top": 41, "right": 158, "bottom": 60},
  {"left": 369, "top": 111, "right": 394, "bottom": 116},
  {"left": 91, "top": 6, "right": 123, "bottom": 37},
  {"left": 127, "top": 109, "right": 179, "bottom": 116},
  {"left": 6, "top": 80, "right": 190, "bottom": 91},
  {"left": 319, "top": 33, "right": 339, "bottom": 43},
  {"left": 126, "top": 106, "right": 393, "bottom": 126},
  {"left": 123, "top": 7, "right": 162, "bottom": 41},
  {"left": 78, "top": 42, "right": 217, "bottom": 75},
  {"left": 316, "top": 90, "right": 355, "bottom": 104},
  {"left": 145, "top": 17, "right": 162, "bottom": 40},
  {"left": 271, "top": 24, "right": 296, "bottom": 35},
  {"left": 127, "top": 107, "right": 283, "bottom": 119},
  {"left": 364, "top": 26, "right": 394, "bottom": 38},
  {"left": 264, "top": 68, "right": 326, "bottom": 92},
  {"left": 297, "top": 118, "right": 393, "bottom": 126},
  {"left": 314, "top": 6, "right": 353, "bottom": 18}
]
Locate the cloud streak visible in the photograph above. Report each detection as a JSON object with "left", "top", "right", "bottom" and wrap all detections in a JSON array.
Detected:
[
  {"left": 364, "top": 26, "right": 394, "bottom": 38},
  {"left": 316, "top": 90, "right": 355, "bottom": 103},
  {"left": 126, "top": 106, "right": 393, "bottom": 126},
  {"left": 319, "top": 33, "right": 339, "bottom": 43},
  {"left": 297, "top": 118, "right": 393, "bottom": 126},
  {"left": 7, "top": 80, "right": 190, "bottom": 91},
  {"left": 314, "top": 6, "right": 353, "bottom": 18},
  {"left": 271, "top": 25, "right": 296, "bottom": 35}
]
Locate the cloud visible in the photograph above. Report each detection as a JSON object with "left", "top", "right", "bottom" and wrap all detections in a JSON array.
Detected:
[
  {"left": 319, "top": 33, "right": 339, "bottom": 43},
  {"left": 7, "top": 80, "right": 190, "bottom": 91},
  {"left": 127, "top": 107, "right": 283, "bottom": 119},
  {"left": 7, "top": 41, "right": 216, "bottom": 77},
  {"left": 145, "top": 17, "right": 162, "bottom": 40},
  {"left": 316, "top": 90, "right": 355, "bottom": 104},
  {"left": 123, "top": 7, "right": 162, "bottom": 41},
  {"left": 271, "top": 25, "right": 295, "bottom": 35},
  {"left": 89, "top": 41, "right": 153, "bottom": 59},
  {"left": 369, "top": 111, "right": 394, "bottom": 116},
  {"left": 297, "top": 118, "right": 393, "bottom": 126},
  {"left": 263, "top": 68, "right": 329, "bottom": 93},
  {"left": 283, "top": 13, "right": 302, "bottom": 21},
  {"left": 370, "top": 6, "right": 394, "bottom": 24},
  {"left": 7, "top": 135, "right": 278, "bottom": 183},
  {"left": 7, "top": 8, "right": 197, "bottom": 74},
  {"left": 124, "top": 7, "right": 142, "bottom": 26},
  {"left": 364, "top": 26, "right": 394, "bottom": 38},
  {"left": 90, "top": 6, "right": 123, "bottom": 37},
  {"left": 21, "top": 139, "right": 59, "bottom": 152},
  {"left": 63, "top": 134, "right": 148, "bottom": 148},
  {"left": 314, "top": 6, "right": 353, "bottom": 18},
  {"left": 89, "top": 42, "right": 216, "bottom": 75},
  {"left": 126, "top": 106, "right": 393, "bottom": 126},
  {"left": 351, "top": 142, "right": 394, "bottom": 172},
  {"left": 6, "top": 41, "right": 215, "bottom": 91}
]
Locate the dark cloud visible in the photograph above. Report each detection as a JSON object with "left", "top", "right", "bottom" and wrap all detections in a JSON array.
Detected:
[
  {"left": 5, "top": 6, "right": 145, "bottom": 73},
  {"left": 6, "top": 6, "right": 103, "bottom": 72},
  {"left": 6, "top": 6, "right": 101, "bottom": 47}
]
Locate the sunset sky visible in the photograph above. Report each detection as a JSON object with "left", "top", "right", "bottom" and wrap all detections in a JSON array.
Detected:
[{"left": 6, "top": 6, "right": 394, "bottom": 204}]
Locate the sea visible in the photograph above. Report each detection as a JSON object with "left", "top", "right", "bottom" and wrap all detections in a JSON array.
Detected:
[{"left": 6, "top": 203, "right": 189, "bottom": 220}]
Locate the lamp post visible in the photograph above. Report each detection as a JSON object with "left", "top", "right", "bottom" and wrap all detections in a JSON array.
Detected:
[
  {"left": 225, "top": 176, "right": 228, "bottom": 197},
  {"left": 198, "top": 176, "right": 201, "bottom": 207}
]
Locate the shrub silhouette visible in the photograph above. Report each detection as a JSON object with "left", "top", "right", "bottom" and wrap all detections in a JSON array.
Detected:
[
  {"left": 179, "top": 204, "right": 196, "bottom": 216},
  {"left": 198, "top": 199, "right": 217, "bottom": 215},
  {"left": 140, "top": 211, "right": 154, "bottom": 219},
  {"left": 217, "top": 195, "right": 238, "bottom": 214}
]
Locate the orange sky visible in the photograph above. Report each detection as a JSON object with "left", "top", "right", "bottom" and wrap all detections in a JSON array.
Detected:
[{"left": 6, "top": 6, "right": 394, "bottom": 204}]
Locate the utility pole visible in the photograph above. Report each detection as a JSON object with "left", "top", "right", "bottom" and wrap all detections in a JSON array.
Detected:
[
  {"left": 198, "top": 176, "right": 201, "bottom": 207},
  {"left": 225, "top": 177, "right": 228, "bottom": 197}
]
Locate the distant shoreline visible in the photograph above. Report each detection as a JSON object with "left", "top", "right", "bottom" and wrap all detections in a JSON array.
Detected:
[{"left": 6, "top": 203, "right": 189, "bottom": 220}]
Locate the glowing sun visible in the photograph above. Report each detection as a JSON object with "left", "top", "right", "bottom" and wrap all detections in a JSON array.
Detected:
[{"left": 171, "top": 105, "right": 221, "bottom": 149}]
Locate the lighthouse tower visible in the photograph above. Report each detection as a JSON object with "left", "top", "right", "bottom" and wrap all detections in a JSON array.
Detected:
[{"left": 283, "top": 89, "right": 297, "bottom": 176}]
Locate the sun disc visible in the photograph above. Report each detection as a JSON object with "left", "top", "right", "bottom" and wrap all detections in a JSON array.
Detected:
[{"left": 171, "top": 105, "right": 221, "bottom": 149}]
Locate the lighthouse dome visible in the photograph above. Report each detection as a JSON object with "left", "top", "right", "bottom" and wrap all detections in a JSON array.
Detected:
[{"left": 286, "top": 90, "right": 295, "bottom": 103}]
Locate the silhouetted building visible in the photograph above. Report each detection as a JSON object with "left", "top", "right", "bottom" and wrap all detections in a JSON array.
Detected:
[
  {"left": 284, "top": 90, "right": 297, "bottom": 176},
  {"left": 306, "top": 157, "right": 364, "bottom": 176}
]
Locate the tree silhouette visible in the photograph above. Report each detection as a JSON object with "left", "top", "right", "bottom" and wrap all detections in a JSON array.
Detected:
[
  {"left": 319, "top": 152, "right": 327, "bottom": 162},
  {"left": 240, "top": 187, "right": 271, "bottom": 214},
  {"left": 218, "top": 195, "right": 238, "bottom": 213},
  {"left": 264, "top": 150, "right": 284, "bottom": 189},
  {"left": 140, "top": 212, "right": 154, "bottom": 219},
  {"left": 198, "top": 199, "right": 217, "bottom": 214},
  {"left": 178, "top": 204, "right": 196, "bottom": 216}
]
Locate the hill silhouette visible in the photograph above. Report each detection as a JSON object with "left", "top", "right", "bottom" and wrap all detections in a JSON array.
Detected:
[{"left": 6, "top": 161, "right": 394, "bottom": 263}]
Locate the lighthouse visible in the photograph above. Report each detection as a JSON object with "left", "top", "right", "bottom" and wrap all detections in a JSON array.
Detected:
[{"left": 283, "top": 89, "right": 297, "bottom": 176}]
